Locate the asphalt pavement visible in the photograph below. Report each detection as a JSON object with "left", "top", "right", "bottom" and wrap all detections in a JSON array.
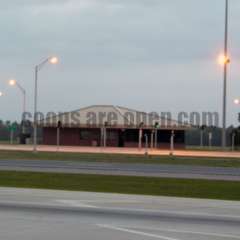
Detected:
[
  {"left": 0, "top": 159, "right": 240, "bottom": 180},
  {"left": 0, "top": 187, "right": 240, "bottom": 240}
]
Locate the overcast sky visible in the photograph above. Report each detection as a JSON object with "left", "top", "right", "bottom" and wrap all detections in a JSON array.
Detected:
[{"left": 0, "top": 0, "right": 239, "bottom": 126}]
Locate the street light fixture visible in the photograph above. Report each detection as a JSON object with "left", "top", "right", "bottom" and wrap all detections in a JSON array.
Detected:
[
  {"left": 8, "top": 79, "right": 26, "bottom": 114},
  {"left": 218, "top": 54, "right": 230, "bottom": 66},
  {"left": 33, "top": 56, "right": 59, "bottom": 152},
  {"left": 49, "top": 57, "right": 58, "bottom": 64},
  {"left": 0, "top": 91, "right": 3, "bottom": 97},
  {"left": 234, "top": 99, "right": 240, "bottom": 105}
]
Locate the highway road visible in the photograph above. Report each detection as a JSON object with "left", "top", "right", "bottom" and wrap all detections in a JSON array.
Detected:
[
  {"left": 0, "top": 159, "right": 240, "bottom": 180},
  {"left": 0, "top": 187, "right": 240, "bottom": 240}
]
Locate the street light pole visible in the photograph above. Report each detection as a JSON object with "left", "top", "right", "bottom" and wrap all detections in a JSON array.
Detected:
[
  {"left": 222, "top": 0, "right": 229, "bottom": 149},
  {"left": 16, "top": 83, "right": 26, "bottom": 114},
  {"left": 9, "top": 80, "right": 26, "bottom": 114},
  {"left": 15, "top": 82, "right": 26, "bottom": 134},
  {"left": 23, "top": 89, "right": 26, "bottom": 114},
  {"left": 33, "top": 66, "right": 38, "bottom": 152},
  {"left": 33, "top": 56, "right": 58, "bottom": 153},
  {"left": 9, "top": 80, "right": 27, "bottom": 134}
]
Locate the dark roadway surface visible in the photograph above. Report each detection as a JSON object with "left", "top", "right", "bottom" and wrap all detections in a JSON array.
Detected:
[
  {"left": 0, "top": 159, "right": 240, "bottom": 180},
  {"left": 2, "top": 188, "right": 240, "bottom": 239}
]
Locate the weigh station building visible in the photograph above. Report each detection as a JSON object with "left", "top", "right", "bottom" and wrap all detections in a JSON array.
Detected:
[{"left": 40, "top": 105, "right": 189, "bottom": 149}]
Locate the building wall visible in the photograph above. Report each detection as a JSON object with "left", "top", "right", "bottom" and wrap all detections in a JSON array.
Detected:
[
  {"left": 43, "top": 127, "right": 185, "bottom": 148},
  {"left": 43, "top": 127, "right": 80, "bottom": 145},
  {"left": 43, "top": 128, "right": 57, "bottom": 145}
]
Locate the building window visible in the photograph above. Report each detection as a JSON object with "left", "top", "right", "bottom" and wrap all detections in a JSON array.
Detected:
[
  {"left": 80, "top": 130, "right": 91, "bottom": 140},
  {"left": 107, "top": 131, "right": 118, "bottom": 141}
]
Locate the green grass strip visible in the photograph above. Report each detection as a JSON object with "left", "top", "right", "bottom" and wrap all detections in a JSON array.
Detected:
[{"left": 0, "top": 171, "right": 240, "bottom": 201}]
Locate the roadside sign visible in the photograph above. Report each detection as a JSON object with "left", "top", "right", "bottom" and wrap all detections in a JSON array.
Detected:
[{"left": 7, "top": 123, "right": 18, "bottom": 132}]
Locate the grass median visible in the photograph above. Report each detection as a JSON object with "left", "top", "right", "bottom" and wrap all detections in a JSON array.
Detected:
[
  {"left": 1, "top": 150, "right": 240, "bottom": 168},
  {"left": 0, "top": 170, "right": 240, "bottom": 201}
]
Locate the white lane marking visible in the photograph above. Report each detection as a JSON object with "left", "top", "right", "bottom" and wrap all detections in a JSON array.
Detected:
[
  {"left": 56, "top": 200, "right": 97, "bottom": 208},
  {"left": 97, "top": 224, "right": 181, "bottom": 240},
  {"left": 158, "top": 228, "right": 240, "bottom": 239},
  {"left": 113, "top": 225, "right": 240, "bottom": 239},
  {"left": 62, "top": 199, "right": 139, "bottom": 203}
]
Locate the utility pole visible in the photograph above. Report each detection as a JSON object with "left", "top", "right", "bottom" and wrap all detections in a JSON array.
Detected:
[{"left": 222, "top": 0, "right": 229, "bottom": 149}]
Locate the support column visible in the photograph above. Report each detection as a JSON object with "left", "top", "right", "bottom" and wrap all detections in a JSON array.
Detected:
[
  {"left": 103, "top": 127, "right": 107, "bottom": 147},
  {"left": 170, "top": 130, "right": 175, "bottom": 156},
  {"left": 154, "top": 129, "right": 158, "bottom": 148},
  {"left": 138, "top": 128, "right": 142, "bottom": 150},
  {"left": 150, "top": 130, "right": 154, "bottom": 149},
  {"left": 56, "top": 121, "right": 61, "bottom": 151},
  {"left": 56, "top": 127, "right": 60, "bottom": 151},
  {"left": 100, "top": 127, "right": 104, "bottom": 147},
  {"left": 208, "top": 132, "right": 212, "bottom": 148},
  {"left": 145, "top": 134, "right": 149, "bottom": 156},
  {"left": 232, "top": 132, "right": 235, "bottom": 151},
  {"left": 200, "top": 130, "right": 203, "bottom": 147}
]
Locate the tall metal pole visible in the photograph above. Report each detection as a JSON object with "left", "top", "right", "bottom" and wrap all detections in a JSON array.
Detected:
[
  {"left": 15, "top": 82, "right": 27, "bottom": 133},
  {"left": 32, "top": 56, "right": 58, "bottom": 152},
  {"left": 222, "top": 0, "right": 229, "bottom": 149},
  {"left": 33, "top": 66, "right": 38, "bottom": 152},
  {"left": 14, "top": 82, "right": 26, "bottom": 114},
  {"left": 22, "top": 90, "right": 26, "bottom": 134},
  {"left": 22, "top": 90, "right": 26, "bottom": 114},
  {"left": 9, "top": 81, "right": 27, "bottom": 121}
]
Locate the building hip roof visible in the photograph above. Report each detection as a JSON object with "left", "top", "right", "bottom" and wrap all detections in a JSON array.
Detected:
[{"left": 39, "top": 105, "right": 190, "bottom": 129}]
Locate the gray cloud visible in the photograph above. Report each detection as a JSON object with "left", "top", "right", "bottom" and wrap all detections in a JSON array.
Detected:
[{"left": 0, "top": 0, "right": 239, "bottom": 126}]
